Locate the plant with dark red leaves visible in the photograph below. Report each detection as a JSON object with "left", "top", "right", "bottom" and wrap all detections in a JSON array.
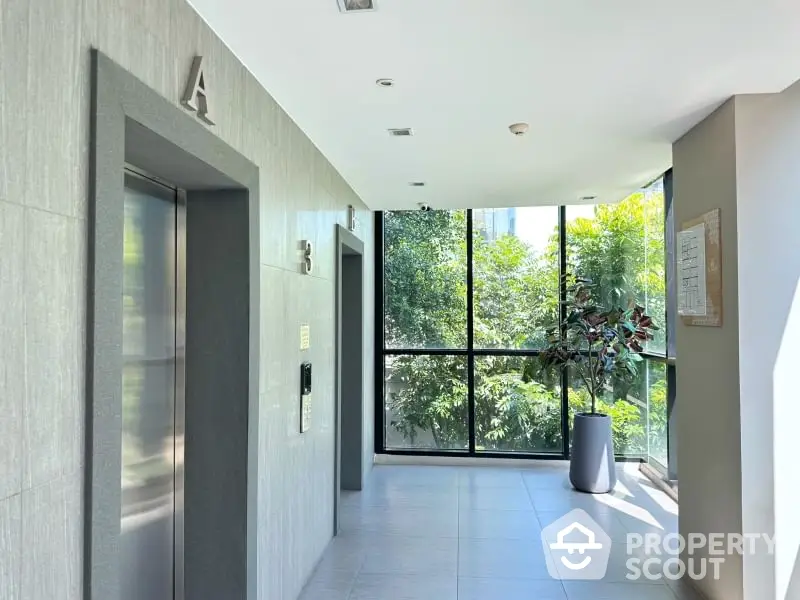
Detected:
[{"left": 539, "top": 275, "right": 659, "bottom": 415}]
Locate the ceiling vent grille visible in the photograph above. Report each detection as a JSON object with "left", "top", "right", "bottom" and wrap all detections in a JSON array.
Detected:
[
  {"left": 337, "top": 0, "right": 375, "bottom": 12},
  {"left": 388, "top": 128, "right": 413, "bottom": 137}
]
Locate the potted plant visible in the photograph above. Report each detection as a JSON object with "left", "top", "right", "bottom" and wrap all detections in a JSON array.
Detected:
[{"left": 540, "top": 275, "right": 658, "bottom": 494}]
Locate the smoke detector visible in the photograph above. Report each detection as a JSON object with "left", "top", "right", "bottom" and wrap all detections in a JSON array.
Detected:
[
  {"left": 376, "top": 78, "right": 395, "bottom": 88},
  {"left": 338, "top": 0, "right": 375, "bottom": 12},
  {"left": 509, "top": 122, "right": 530, "bottom": 136},
  {"left": 388, "top": 128, "right": 413, "bottom": 137}
]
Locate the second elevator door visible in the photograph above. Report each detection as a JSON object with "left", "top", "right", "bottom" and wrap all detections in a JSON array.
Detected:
[{"left": 121, "top": 171, "right": 185, "bottom": 600}]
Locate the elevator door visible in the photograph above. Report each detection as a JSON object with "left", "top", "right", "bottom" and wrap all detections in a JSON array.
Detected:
[{"left": 121, "top": 171, "right": 185, "bottom": 600}]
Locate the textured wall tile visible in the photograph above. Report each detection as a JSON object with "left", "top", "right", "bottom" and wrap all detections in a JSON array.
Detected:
[
  {"left": 0, "top": 202, "right": 24, "bottom": 501},
  {"left": 20, "top": 475, "right": 82, "bottom": 600},
  {"left": 260, "top": 265, "right": 289, "bottom": 397},
  {"left": 22, "top": 210, "right": 85, "bottom": 489},
  {"left": 241, "top": 75, "right": 280, "bottom": 163},
  {"left": 0, "top": 494, "right": 22, "bottom": 600},
  {"left": 25, "top": 0, "right": 85, "bottom": 217},
  {"left": 2, "top": 0, "right": 375, "bottom": 597},
  {"left": 0, "top": 0, "right": 5, "bottom": 202},
  {"left": 260, "top": 154, "right": 292, "bottom": 271},
  {"left": 0, "top": 0, "right": 29, "bottom": 207}
]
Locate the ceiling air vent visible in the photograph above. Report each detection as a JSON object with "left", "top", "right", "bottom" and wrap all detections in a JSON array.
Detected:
[
  {"left": 388, "top": 128, "right": 413, "bottom": 137},
  {"left": 337, "top": 0, "right": 375, "bottom": 12}
]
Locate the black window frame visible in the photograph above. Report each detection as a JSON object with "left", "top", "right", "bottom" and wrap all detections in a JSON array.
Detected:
[{"left": 375, "top": 176, "right": 674, "bottom": 465}]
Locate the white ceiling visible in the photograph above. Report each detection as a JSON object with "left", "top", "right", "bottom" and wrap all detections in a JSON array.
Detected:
[{"left": 188, "top": 0, "right": 800, "bottom": 210}]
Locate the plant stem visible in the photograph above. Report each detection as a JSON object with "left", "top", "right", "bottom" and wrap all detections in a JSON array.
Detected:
[
  {"left": 587, "top": 343, "right": 594, "bottom": 414},
  {"left": 575, "top": 365, "right": 593, "bottom": 410}
]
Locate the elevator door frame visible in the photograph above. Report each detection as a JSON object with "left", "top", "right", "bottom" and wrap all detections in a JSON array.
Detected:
[
  {"left": 123, "top": 166, "right": 186, "bottom": 600},
  {"left": 87, "top": 50, "right": 260, "bottom": 600}
]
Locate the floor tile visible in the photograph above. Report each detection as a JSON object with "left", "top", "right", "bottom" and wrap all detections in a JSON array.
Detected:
[
  {"left": 341, "top": 487, "right": 458, "bottom": 510},
  {"left": 313, "top": 464, "right": 690, "bottom": 600},
  {"left": 529, "top": 488, "right": 618, "bottom": 514},
  {"left": 459, "top": 486, "right": 535, "bottom": 511},
  {"left": 615, "top": 509, "right": 678, "bottom": 538},
  {"left": 340, "top": 505, "right": 459, "bottom": 538},
  {"left": 368, "top": 466, "right": 460, "bottom": 489},
  {"left": 297, "top": 569, "right": 355, "bottom": 600},
  {"left": 348, "top": 573, "right": 457, "bottom": 600},
  {"left": 359, "top": 535, "right": 458, "bottom": 576},
  {"left": 312, "top": 531, "right": 372, "bottom": 574},
  {"left": 459, "top": 509, "right": 541, "bottom": 540},
  {"left": 457, "top": 577, "right": 567, "bottom": 600},
  {"left": 537, "top": 509, "right": 631, "bottom": 543},
  {"left": 522, "top": 469, "right": 573, "bottom": 491},
  {"left": 580, "top": 545, "right": 672, "bottom": 585},
  {"left": 459, "top": 538, "right": 552, "bottom": 580},
  {"left": 665, "top": 577, "right": 708, "bottom": 599},
  {"left": 562, "top": 581, "right": 677, "bottom": 600},
  {"left": 458, "top": 468, "right": 526, "bottom": 489}
]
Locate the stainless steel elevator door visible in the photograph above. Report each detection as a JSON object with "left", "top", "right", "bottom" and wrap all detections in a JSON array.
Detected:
[{"left": 121, "top": 171, "right": 185, "bottom": 600}]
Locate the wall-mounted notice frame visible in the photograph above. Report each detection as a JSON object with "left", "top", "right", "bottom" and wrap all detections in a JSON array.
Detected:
[{"left": 678, "top": 208, "right": 722, "bottom": 327}]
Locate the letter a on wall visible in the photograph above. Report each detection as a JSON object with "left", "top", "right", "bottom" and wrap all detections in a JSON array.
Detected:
[{"left": 181, "top": 56, "right": 214, "bottom": 125}]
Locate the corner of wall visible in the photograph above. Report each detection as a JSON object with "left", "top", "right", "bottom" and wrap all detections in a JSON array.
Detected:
[{"left": 673, "top": 97, "right": 745, "bottom": 600}]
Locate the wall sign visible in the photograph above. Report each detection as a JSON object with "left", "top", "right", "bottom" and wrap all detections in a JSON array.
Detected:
[
  {"left": 301, "top": 240, "right": 314, "bottom": 275},
  {"left": 679, "top": 208, "right": 722, "bottom": 327},
  {"left": 181, "top": 56, "right": 214, "bottom": 125}
]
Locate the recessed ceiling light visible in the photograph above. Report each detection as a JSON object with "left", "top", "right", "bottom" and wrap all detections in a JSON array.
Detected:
[
  {"left": 337, "top": 0, "right": 375, "bottom": 12},
  {"left": 409, "top": 182, "right": 426, "bottom": 187},
  {"left": 388, "top": 128, "right": 413, "bottom": 137},
  {"left": 580, "top": 195, "right": 598, "bottom": 202},
  {"left": 376, "top": 78, "right": 395, "bottom": 88}
]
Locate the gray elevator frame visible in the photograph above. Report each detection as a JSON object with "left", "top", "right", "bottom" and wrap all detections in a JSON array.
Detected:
[
  {"left": 334, "top": 225, "right": 364, "bottom": 534},
  {"left": 86, "top": 50, "right": 260, "bottom": 600}
]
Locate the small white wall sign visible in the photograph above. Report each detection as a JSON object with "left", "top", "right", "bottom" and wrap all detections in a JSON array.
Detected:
[
  {"left": 181, "top": 56, "right": 214, "bottom": 125},
  {"left": 300, "top": 324, "right": 310, "bottom": 350},
  {"left": 300, "top": 394, "right": 312, "bottom": 433}
]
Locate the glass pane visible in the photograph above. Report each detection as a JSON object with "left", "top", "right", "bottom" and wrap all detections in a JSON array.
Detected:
[
  {"left": 384, "top": 210, "right": 467, "bottom": 349},
  {"left": 568, "top": 368, "right": 647, "bottom": 457},
  {"left": 474, "top": 355, "right": 562, "bottom": 453},
  {"left": 565, "top": 180, "right": 667, "bottom": 354},
  {"left": 642, "top": 178, "right": 666, "bottom": 354},
  {"left": 384, "top": 355, "right": 469, "bottom": 450},
  {"left": 646, "top": 361, "right": 669, "bottom": 468},
  {"left": 122, "top": 179, "right": 176, "bottom": 600},
  {"left": 472, "top": 207, "right": 559, "bottom": 349},
  {"left": 664, "top": 171, "right": 676, "bottom": 359}
]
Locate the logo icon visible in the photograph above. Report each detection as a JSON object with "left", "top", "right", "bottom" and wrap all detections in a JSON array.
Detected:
[{"left": 541, "top": 509, "right": 612, "bottom": 580}]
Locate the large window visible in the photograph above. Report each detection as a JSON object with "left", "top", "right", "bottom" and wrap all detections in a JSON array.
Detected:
[
  {"left": 378, "top": 176, "right": 671, "bottom": 459},
  {"left": 472, "top": 207, "right": 559, "bottom": 349},
  {"left": 384, "top": 210, "right": 467, "bottom": 349},
  {"left": 565, "top": 178, "right": 666, "bottom": 355}
]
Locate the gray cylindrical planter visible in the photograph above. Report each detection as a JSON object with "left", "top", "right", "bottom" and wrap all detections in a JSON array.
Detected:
[{"left": 570, "top": 413, "right": 616, "bottom": 494}]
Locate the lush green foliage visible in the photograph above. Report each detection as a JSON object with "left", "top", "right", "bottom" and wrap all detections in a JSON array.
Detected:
[
  {"left": 384, "top": 211, "right": 467, "bottom": 349},
  {"left": 383, "top": 186, "right": 668, "bottom": 456}
]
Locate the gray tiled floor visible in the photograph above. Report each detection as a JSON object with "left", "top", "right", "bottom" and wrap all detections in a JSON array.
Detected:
[{"left": 298, "top": 462, "right": 704, "bottom": 600}]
